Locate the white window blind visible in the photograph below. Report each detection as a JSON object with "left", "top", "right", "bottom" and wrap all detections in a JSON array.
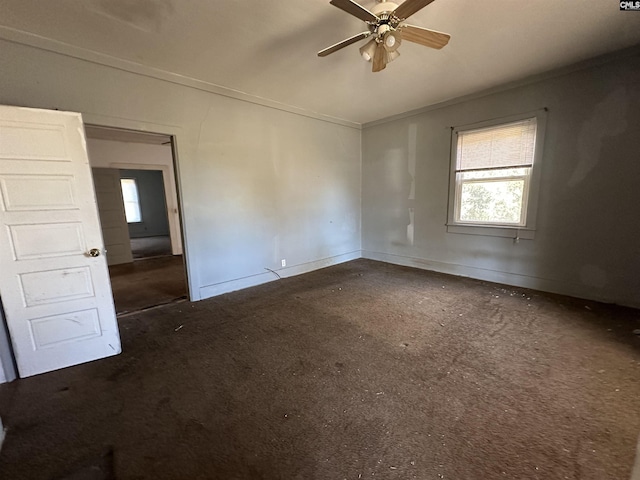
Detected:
[{"left": 457, "top": 118, "right": 537, "bottom": 171}]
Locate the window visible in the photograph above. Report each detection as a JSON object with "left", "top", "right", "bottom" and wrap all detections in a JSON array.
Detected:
[
  {"left": 120, "top": 178, "right": 142, "bottom": 223},
  {"left": 447, "top": 111, "right": 546, "bottom": 239}
]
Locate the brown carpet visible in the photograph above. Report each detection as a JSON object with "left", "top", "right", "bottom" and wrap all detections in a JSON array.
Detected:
[
  {"left": 0, "top": 259, "right": 639, "bottom": 480},
  {"left": 108, "top": 256, "right": 187, "bottom": 315}
]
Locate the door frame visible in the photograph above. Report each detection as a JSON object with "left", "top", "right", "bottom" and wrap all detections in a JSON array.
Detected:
[{"left": 81, "top": 114, "right": 195, "bottom": 301}]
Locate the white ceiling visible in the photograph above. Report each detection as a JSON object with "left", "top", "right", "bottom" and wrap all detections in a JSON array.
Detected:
[{"left": 1, "top": 0, "right": 639, "bottom": 124}]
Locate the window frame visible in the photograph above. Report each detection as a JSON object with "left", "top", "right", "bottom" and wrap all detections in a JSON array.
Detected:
[
  {"left": 120, "top": 177, "right": 143, "bottom": 224},
  {"left": 446, "top": 110, "right": 547, "bottom": 239}
]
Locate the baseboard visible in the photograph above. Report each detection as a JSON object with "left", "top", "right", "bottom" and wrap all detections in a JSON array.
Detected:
[
  {"left": 279, "top": 250, "right": 361, "bottom": 279},
  {"left": 199, "top": 250, "right": 362, "bottom": 300},
  {"left": 199, "top": 272, "right": 275, "bottom": 300},
  {"left": 361, "top": 250, "right": 639, "bottom": 309},
  {"left": 198, "top": 249, "right": 637, "bottom": 308}
]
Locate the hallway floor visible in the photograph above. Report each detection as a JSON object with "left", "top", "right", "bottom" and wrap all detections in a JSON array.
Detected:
[
  {"left": 108, "top": 255, "right": 187, "bottom": 315},
  {"left": 131, "top": 235, "right": 172, "bottom": 260}
]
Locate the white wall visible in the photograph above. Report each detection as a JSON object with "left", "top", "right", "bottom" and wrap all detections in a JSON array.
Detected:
[
  {"left": 362, "top": 52, "right": 640, "bottom": 308},
  {"left": 0, "top": 39, "right": 362, "bottom": 302},
  {"left": 87, "top": 139, "right": 182, "bottom": 255}
]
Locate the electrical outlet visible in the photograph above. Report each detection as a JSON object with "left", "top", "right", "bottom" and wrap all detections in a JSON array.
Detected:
[{"left": 281, "top": 259, "right": 286, "bottom": 268}]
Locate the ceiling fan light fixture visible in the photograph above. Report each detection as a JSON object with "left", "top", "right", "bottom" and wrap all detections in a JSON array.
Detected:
[
  {"left": 386, "top": 49, "right": 400, "bottom": 63},
  {"left": 359, "top": 39, "right": 377, "bottom": 62},
  {"left": 383, "top": 30, "right": 401, "bottom": 52}
]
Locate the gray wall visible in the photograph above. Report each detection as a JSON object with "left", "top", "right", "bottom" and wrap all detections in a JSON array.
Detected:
[
  {"left": 120, "top": 169, "right": 170, "bottom": 238},
  {"left": 0, "top": 306, "right": 16, "bottom": 383},
  {"left": 0, "top": 39, "right": 361, "bottom": 301},
  {"left": 1, "top": 35, "right": 637, "bottom": 310},
  {"left": 362, "top": 52, "right": 640, "bottom": 308}
]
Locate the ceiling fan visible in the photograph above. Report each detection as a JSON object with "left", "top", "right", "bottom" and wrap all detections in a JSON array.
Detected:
[{"left": 317, "top": 0, "right": 450, "bottom": 72}]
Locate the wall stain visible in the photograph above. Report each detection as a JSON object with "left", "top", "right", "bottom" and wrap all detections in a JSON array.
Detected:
[{"left": 570, "top": 87, "right": 628, "bottom": 187}]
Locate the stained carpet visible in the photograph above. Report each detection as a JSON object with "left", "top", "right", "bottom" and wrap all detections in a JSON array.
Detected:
[{"left": 0, "top": 259, "right": 639, "bottom": 479}]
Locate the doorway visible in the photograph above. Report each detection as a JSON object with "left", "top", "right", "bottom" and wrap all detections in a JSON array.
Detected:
[{"left": 84, "top": 126, "right": 188, "bottom": 315}]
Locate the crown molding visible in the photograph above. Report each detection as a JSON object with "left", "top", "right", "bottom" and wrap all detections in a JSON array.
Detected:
[
  {"left": 363, "top": 44, "right": 640, "bottom": 129},
  {"left": 0, "top": 26, "right": 362, "bottom": 130}
]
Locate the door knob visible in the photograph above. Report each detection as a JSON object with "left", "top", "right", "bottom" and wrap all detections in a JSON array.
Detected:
[{"left": 88, "top": 248, "right": 101, "bottom": 257}]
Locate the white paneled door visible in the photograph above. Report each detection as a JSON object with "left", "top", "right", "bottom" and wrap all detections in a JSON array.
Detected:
[{"left": 0, "top": 105, "right": 121, "bottom": 377}]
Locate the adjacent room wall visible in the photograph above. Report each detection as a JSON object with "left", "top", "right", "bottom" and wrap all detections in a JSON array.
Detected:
[
  {"left": 87, "top": 139, "right": 182, "bottom": 255},
  {"left": 362, "top": 52, "right": 640, "bottom": 308},
  {"left": 0, "top": 39, "right": 362, "bottom": 301},
  {"left": 120, "top": 169, "right": 170, "bottom": 239}
]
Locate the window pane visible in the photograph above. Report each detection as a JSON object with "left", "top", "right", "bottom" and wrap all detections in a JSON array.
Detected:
[
  {"left": 459, "top": 179, "right": 525, "bottom": 224},
  {"left": 457, "top": 118, "right": 536, "bottom": 171},
  {"left": 120, "top": 178, "right": 141, "bottom": 223}
]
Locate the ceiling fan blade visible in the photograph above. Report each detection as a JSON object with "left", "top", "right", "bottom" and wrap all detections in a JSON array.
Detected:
[
  {"left": 372, "top": 42, "right": 387, "bottom": 72},
  {"left": 400, "top": 24, "right": 450, "bottom": 49},
  {"left": 393, "top": 0, "right": 437, "bottom": 21},
  {"left": 329, "top": 0, "right": 378, "bottom": 23},
  {"left": 318, "top": 31, "right": 372, "bottom": 57}
]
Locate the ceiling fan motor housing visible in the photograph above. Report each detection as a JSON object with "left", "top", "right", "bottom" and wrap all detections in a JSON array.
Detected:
[
  {"left": 370, "top": 2, "right": 401, "bottom": 51},
  {"left": 371, "top": 1, "right": 399, "bottom": 16}
]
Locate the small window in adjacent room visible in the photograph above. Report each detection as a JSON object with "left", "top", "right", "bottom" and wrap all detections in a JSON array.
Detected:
[
  {"left": 447, "top": 111, "right": 546, "bottom": 239},
  {"left": 120, "top": 178, "right": 142, "bottom": 223}
]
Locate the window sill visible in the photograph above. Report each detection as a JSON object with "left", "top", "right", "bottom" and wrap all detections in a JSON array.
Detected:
[{"left": 446, "top": 224, "right": 535, "bottom": 240}]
